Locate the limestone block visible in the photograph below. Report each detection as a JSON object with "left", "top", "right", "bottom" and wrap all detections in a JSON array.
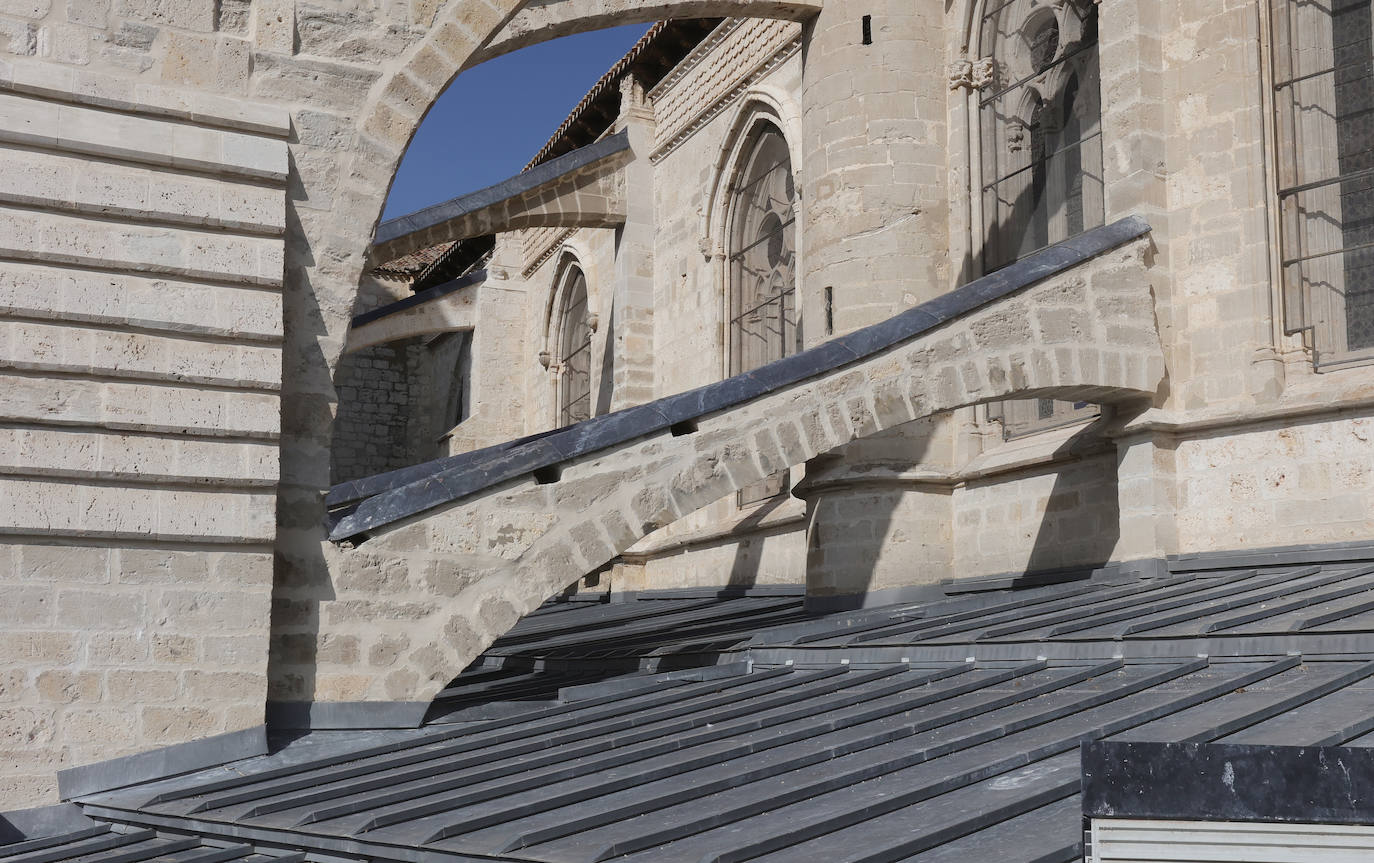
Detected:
[
  {"left": 0, "top": 93, "right": 286, "bottom": 181},
  {"left": 0, "top": 261, "right": 283, "bottom": 341},
  {"left": 0, "top": 321, "right": 281, "bottom": 389},
  {"left": 253, "top": 0, "right": 295, "bottom": 55},
  {"left": 0, "top": 208, "right": 284, "bottom": 286},
  {"left": 0, "top": 479, "right": 275, "bottom": 541},
  {"left": 140, "top": 705, "right": 219, "bottom": 743},
  {"left": 65, "top": 0, "right": 108, "bottom": 28},
  {"left": 0, "top": 0, "right": 47, "bottom": 18},
  {"left": 0, "top": 428, "right": 278, "bottom": 485},
  {"left": 36, "top": 23, "right": 91, "bottom": 66},
  {"left": 0, "top": 374, "right": 280, "bottom": 438},
  {"left": 0, "top": 146, "right": 285, "bottom": 234},
  {"left": 116, "top": 0, "right": 214, "bottom": 31}
]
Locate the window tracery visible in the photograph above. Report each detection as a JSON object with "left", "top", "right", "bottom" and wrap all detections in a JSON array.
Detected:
[
  {"left": 728, "top": 123, "right": 798, "bottom": 502},
  {"left": 555, "top": 264, "right": 592, "bottom": 427}
]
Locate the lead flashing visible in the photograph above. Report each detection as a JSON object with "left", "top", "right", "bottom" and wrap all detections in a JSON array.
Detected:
[
  {"left": 265, "top": 700, "right": 429, "bottom": 731},
  {"left": 57, "top": 725, "right": 268, "bottom": 802}
]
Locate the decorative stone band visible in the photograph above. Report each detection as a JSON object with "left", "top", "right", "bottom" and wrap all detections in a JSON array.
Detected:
[
  {"left": 370, "top": 132, "right": 632, "bottom": 264},
  {"left": 316, "top": 217, "right": 1165, "bottom": 704}
]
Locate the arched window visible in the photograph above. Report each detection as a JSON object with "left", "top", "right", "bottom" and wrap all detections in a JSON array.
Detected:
[
  {"left": 978, "top": 0, "right": 1103, "bottom": 436},
  {"left": 1273, "top": 0, "right": 1374, "bottom": 367},
  {"left": 980, "top": 0, "right": 1103, "bottom": 271},
  {"left": 729, "top": 124, "right": 799, "bottom": 377},
  {"left": 728, "top": 123, "right": 798, "bottom": 502},
  {"left": 556, "top": 265, "right": 592, "bottom": 426}
]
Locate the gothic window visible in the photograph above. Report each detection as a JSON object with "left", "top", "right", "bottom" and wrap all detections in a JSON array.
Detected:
[
  {"left": 1273, "top": 0, "right": 1374, "bottom": 368},
  {"left": 728, "top": 123, "right": 799, "bottom": 502},
  {"left": 979, "top": 0, "right": 1104, "bottom": 437},
  {"left": 557, "top": 265, "right": 592, "bottom": 426}
]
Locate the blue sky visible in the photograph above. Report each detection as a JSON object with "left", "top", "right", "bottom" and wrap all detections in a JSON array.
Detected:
[{"left": 382, "top": 24, "right": 654, "bottom": 221}]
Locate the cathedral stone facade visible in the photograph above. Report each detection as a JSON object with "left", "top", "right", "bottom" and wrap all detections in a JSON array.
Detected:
[{"left": 0, "top": 0, "right": 1371, "bottom": 819}]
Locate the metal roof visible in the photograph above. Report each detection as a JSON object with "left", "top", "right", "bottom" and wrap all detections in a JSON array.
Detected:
[{"left": 15, "top": 554, "right": 1374, "bottom": 863}]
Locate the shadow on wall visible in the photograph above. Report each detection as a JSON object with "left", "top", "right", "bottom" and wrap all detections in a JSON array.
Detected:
[
  {"left": 1023, "top": 417, "right": 1121, "bottom": 578},
  {"left": 269, "top": 187, "right": 335, "bottom": 709},
  {"left": 724, "top": 493, "right": 798, "bottom": 589}
]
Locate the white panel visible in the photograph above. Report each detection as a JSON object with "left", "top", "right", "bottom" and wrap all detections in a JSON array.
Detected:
[{"left": 1091, "top": 818, "right": 1374, "bottom": 863}]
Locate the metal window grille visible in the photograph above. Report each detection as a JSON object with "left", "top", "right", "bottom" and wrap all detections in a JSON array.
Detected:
[
  {"left": 1272, "top": 0, "right": 1374, "bottom": 367},
  {"left": 980, "top": 0, "right": 1103, "bottom": 437}
]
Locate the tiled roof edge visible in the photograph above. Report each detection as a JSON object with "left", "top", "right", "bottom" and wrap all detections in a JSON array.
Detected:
[{"left": 371, "top": 131, "right": 632, "bottom": 250}]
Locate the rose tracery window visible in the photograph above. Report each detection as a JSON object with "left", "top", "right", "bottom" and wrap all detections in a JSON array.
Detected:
[
  {"left": 557, "top": 265, "right": 592, "bottom": 427},
  {"left": 979, "top": 0, "right": 1104, "bottom": 437},
  {"left": 1273, "top": 0, "right": 1374, "bottom": 368},
  {"left": 728, "top": 124, "right": 799, "bottom": 503}
]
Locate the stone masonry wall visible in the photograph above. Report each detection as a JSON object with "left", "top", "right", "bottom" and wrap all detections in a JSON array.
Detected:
[
  {"left": 0, "top": 69, "right": 286, "bottom": 806},
  {"left": 1173, "top": 414, "right": 1374, "bottom": 552},
  {"left": 331, "top": 277, "right": 428, "bottom": 484}
]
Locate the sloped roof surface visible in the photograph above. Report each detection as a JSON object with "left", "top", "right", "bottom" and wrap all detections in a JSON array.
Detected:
[
  {"left": 29, "top": 554, "right": 1374, "bottom": 863},
  {"left": 0, "top": 819, "right": 301, "bottom": 863}
]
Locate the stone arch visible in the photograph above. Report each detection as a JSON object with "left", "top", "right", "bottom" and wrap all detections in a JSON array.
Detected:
[
  {"left": 325, "top": 233, "right": 1164, "bottom": 705},
  {"left": 277, "top": 0, "right": 835, "bottom": 712},
  {"left": 325, "top": 0, "right": 830, "bottom": 379}
]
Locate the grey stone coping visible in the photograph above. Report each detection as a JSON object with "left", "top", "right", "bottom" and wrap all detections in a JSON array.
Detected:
[
  {"left": 371, "top": 130, "right": 632, "bottom": 251},
  {"left": 330, "top": 215, "right": 1151, "bottom": 540},
  {"left": 350, "top": 269, "right": 487, "bottom": 330}
]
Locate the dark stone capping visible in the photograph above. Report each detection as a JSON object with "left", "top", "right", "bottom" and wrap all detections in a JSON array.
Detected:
[
  {"left": 1083, "top": 741, "right": 1374, "bottom": 825},
  {"left": 0, "top": 804, "right": 96, "bottom": 844},
  {"left": 327, "top": 425, "right": 568, "bottom": 508},
  {"left": 265, "top": 700, "right": 429, "bottom": 731},
  {"left": 372, "top": 131, "right": 632, "bottom": 250},
  {"left": 57, "top": 725, "right": 268, "bottom": 801},
  {"left": 330, "top": 215, "right": 1152, "bottom": 542},
  {"left": 350, "top": 269, "right": 486, "bottom": 330}
]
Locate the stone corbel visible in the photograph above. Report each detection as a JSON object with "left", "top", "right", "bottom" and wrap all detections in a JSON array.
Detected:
[
  {"left": 971, "top": 57, "right": 998, "bottom": 90},
  {"left": 948, "top": 58, "right": 975, "bottom": 91}
]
